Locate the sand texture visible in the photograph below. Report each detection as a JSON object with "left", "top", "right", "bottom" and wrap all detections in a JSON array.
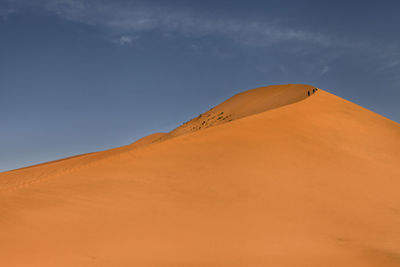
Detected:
[{"left": 1, "top": 84, "right": 399, "bottom": 266}]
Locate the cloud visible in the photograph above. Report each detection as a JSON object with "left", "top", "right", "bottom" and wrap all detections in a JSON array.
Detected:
[
  {"left": 5, "top": 0, "right": 333, "bottom": 47},
  {"left": 321, "top": 66, "right": 330, "bottom": 75},
  {"left": 4, "top": 0, "right": 400, "bottom": 74},
  {"left": 113, "top": 35, "right": 139, "bottom": 45}
]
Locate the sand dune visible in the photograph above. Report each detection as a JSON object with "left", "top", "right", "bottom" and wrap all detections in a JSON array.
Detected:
[
  {"left": 1, "top": 84, "right": 399, "bottom": 267},
  {"left": 162, "top": 84, "right": 313, "bottom": 140}
]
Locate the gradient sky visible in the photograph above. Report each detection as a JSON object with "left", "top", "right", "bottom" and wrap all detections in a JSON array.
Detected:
[{"left": 1, "top": 0, "right": 400, "bottom": 171}]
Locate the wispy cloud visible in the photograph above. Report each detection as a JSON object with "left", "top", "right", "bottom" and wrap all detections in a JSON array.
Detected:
[
  {"left": 113, "top": 35, "right": 139, "bottom": 45},
  {"left": 321, "top": 66, "right": 330, "bottom": 75},
  {"left": 6, "top": 0, "right": 333, "bottom": 47},
  {"left": 4, "top": 0, "right": 400, "bottom": 75}
]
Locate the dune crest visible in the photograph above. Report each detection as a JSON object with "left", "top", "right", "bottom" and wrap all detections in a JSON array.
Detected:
[
  {"left": 0, "top": 84, "right": 399, "bottom": 267},
  {"left": 162, "top": 84, "right": 317, "bottom": 140}
]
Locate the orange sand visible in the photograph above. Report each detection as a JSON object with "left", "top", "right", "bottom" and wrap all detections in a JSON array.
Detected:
[{"left": 1, "top": 84, "right": 399, "bottom": 266}]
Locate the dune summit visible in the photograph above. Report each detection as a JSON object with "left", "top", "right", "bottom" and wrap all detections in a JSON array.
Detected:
[
  {"left": 1, "top": 84, "right": 400, "bottom": 267},
  {"left": 162, "top": 84, "right": 313, "bottom": 140}
]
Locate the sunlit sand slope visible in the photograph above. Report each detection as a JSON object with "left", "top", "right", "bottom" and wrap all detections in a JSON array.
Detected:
[
  {"left": 0, "top": 85, "right": 399, "bottom": 267},
  {"left": 162, "top": 84, "right": 314, "bottom": 139}
]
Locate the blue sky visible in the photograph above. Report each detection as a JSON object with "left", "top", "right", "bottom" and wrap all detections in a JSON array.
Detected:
[{"left": 1, "top": 0, "right": 399, "bottom": 171}]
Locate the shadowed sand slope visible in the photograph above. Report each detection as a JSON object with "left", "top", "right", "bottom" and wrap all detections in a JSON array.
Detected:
[{"left": 1, "top": 85, "right": 400, "bottom": 267}]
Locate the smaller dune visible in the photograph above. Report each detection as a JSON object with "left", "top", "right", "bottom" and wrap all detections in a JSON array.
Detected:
[{"left": 0, "top": 132, "right": 166, "bottom": 190}]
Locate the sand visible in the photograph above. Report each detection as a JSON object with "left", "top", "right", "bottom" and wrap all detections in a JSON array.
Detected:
[{"left": 1, "top": 84, "right": 399, "bottom": 266}]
